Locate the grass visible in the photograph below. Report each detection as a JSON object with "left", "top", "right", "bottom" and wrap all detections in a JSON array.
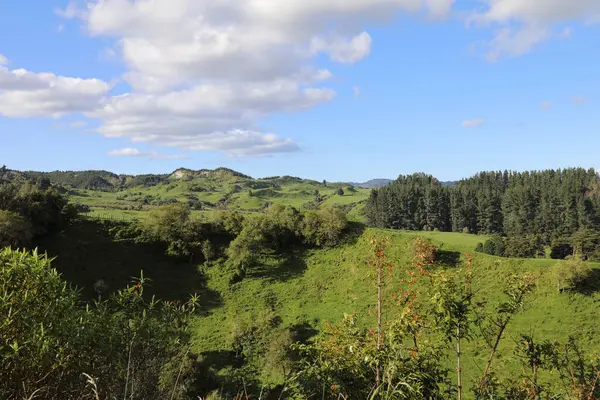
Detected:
[
  {"left": 191, "top": 228, "right": 600, "bottom": 391},
  {"left": 39, "top": 188, "right": 600, "bottom": 395},
  {"left": 66, "top": 175, "right": 370, "bottom": 220}
]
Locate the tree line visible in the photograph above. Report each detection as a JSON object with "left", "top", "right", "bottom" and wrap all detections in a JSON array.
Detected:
[{"left": 365, "top": 168, "right": 600, "bottom": 259}]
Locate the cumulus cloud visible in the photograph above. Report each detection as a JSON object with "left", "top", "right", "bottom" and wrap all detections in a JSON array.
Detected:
[
  {"left": 107, "top": 147, "right": 188, "bottom": 160},
  {"left": 541, "top": 101, "right": 552, "bottom": 110},
  {"left": 47, "top": 0, "right": 453, "bottom": 157},
  {"left": 462, "top": 119, "right": 485, "bottom": 128},
  {"left": 0, "top": 54, "right": 9, "bottom": 66},
  {"left": 0, "top": 65, "right": 110, "bottom": 117},
  {"left": 311, "top": 32, "right": 372, "bottom": 64},
  {"left": 471, "top": 0, "right": 600, "bottom": 60}
]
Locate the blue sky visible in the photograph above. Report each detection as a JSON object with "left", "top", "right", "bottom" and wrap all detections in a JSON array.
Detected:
[{"left": 0, "top": 1, "right": 598, "bottom": 182}]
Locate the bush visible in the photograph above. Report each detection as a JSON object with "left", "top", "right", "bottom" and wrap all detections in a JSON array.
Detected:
[
  {"left": 482, "top": 235, "right": 505, "bottom": 257},
  {"left": 301, "top": 207, "right": 348, "bottom": 247},
  {"left": 504, "top": 235, "right": 544, "bottom": 258},
  {"left": 202, "top": 239, "right": 215, "bottom": 262},
  {"left": 0, "top": 248, "right": 197, "bottom": 400},
  {"left": 0, "top": 210, "right": 32, "bottom": 248},
  {"left": 550, "top": 258, "right": 594, "bottom": 293},
  {"left": 139, "top": 204, "right": 202, "bottom": 259},
  {"left": 475, "top": 242, "right": 484, "bottom": 252}
]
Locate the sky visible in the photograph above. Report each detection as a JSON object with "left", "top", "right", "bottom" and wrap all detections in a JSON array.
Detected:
[{"left": 0, "top": 1, "right": 598, "bottom": 182}]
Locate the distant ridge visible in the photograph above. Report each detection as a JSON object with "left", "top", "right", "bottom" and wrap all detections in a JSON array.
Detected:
[{"left": 349, "top": 179, "right": 393, "bottom": 188}]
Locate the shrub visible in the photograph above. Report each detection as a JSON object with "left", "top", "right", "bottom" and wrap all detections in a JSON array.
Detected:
[
  {"left": 550, "top": 258, "right": 594, "bottom": 293},
  {"left": 202, "top": 239, "right": 215, "bottom": 262},
  {"left": 0, "top": 210, "right": 32, "bottom": 248},
  {"left": 504, "top": 235, "right": 544, "bottom": 258},
  {"left": 482, "top": 235, "right": 505, "bottom": 257},
  {"left": 301, "top": 207, "right": 348, "bottom": 247},
  {"left": 139, "top": 203, "right": 203, "bottom": 260},
  {"left": 0, "top": 248, "right": 197, "bottom": 400}
]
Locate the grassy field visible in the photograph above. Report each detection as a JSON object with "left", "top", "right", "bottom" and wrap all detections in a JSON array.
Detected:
[
  {"left": 37, "top": 219, "right": 600, "bottom": 394},
  {"left": 191, "top": 227, "right": 600, "bottom": 391},
  {"left": 68, "top": 173, "right": 370, "bottom": 222}
]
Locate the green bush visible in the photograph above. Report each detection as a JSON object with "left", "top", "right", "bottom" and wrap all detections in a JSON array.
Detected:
[
  {"left": 482, "top": 235, "right": 505, "bottom": 257},
  {"left": 0, "top": 210, "right": 32, "bottom": 248},
  {"left": 504, "top": 235, "right": 544, "bottom": 258},
  {"left": 0, "top": 247, "right": 198, "bottom": 400},
  {"left": 550, "top": 258, "right": 594, "bottom": 293},
  {"left": 301, "top": 207, "right": 348, "bottom": 247}
]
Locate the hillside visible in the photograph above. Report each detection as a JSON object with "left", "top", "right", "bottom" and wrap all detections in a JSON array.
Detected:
[
  {"left": 349, "top": 178, "right": 393, "bottom": 188},
  {"left": 1, "top": 166, "right": 372, "bottom": 221},
  {"left": 34, "top": 221, "right": 600, "bottom": 396},
  {"left": 5, "top": 166, "right": 600, "bottom": 398}
]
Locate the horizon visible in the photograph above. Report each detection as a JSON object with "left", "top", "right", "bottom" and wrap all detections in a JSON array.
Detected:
[
  {"left": 1, "top": 1, "right": 599, "bottom": 182},
  {"left": 4, "top": 164, "right": 598, "bottom": 184}
]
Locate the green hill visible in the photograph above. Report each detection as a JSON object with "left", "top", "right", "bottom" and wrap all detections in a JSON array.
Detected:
[
  {"left": 34, "top": 220, "right": 600, "bottom": 396},
  {"left": 3, "top": 167, "right": 371, "bottom": 221}
]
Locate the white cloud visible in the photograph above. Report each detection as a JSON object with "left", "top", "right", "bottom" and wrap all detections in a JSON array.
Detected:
[
  {"left": 107, "top": 147, "right": 188, "bottom": 160},
  {"left": 57, "top": 24, "right": 65, "bottom": 33},
  {"left": 48, "top": 0, "right": 452, "bottom": 157},
  {"left": 462, "top": 119, "right": 485, "bottom": 128},
  {"left": 0, "top": 65, "right": 110, "bottom": 118},
  {"left": 311, "top": 32, "right": 372, "bottom": 64},
  {"left": 484, "top": 24, "right": 550, "bottom": 61},
  {"left": 470, "top": 0, "right": 600, "bottom": 60},
  {"left": 571, "top": 96, "right": 587, "bottom": 104},
  {"left": 541, "top": 101, "right": 552, "bottom": 110},
  {"left": 0, "top": 54, "right": 9, "bottom": 66},
  {"left": 353, "top": 86, "right": 361, "bottom": 97}
]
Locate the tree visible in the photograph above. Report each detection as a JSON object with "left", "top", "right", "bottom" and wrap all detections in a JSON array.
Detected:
[
  {"left": 301, "top": 207, "right": 348, "bottom": 247},
  {"left": 337, "top": 187, "right": 345, "bottom": 196},
  {"left": 363, "top": 168, "right": 600, "bottom": 260},
  {"left": 0, "top": 210, "right": 32, "bottom": 248},
  {"left": 201, "top": 239, "right": 215, "bottom": 262},
  {"left": 482, "top": 236, "right": 505, "bottom": 257},
  {"left": 431, "top": 254, "right": 474, "bottom": 400},
  {"left": 140, "top": 203, "right": 201, "bottom": 260}
]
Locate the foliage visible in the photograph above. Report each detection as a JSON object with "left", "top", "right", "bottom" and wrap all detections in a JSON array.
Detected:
[
  {"left": 504, "top": 235, "right": 544, "bottom": 258},
  {"left": 139, "top": 203, "right": 202, "bottom": 259},
  {"left": 0, "top": 248, "right": 198, "bottom": 400},
  {"left": 0, "top": 210, "right": 32, "bottom": 248},
  {"left": 550, "top": 258, "right": 594, "bottom": 293},
  {"left": 0, "top": 181, "right": 76, "bottom": 238},
  {"left": 301, "top": 206, "right": 348, "bottom": 247},
  {"left": 366, "top": 168, "right": 600, "bottom": 259},
  {"left": 482, "top": 235, "right": 505, "bottom": 257}
]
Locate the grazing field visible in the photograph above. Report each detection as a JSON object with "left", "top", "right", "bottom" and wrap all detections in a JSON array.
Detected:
[
  {"left": 65, "top": 168, "right": 370, "bottom": 222},
  {"left": 36, "top": 220, "right": 600, "bottom": 395}
]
